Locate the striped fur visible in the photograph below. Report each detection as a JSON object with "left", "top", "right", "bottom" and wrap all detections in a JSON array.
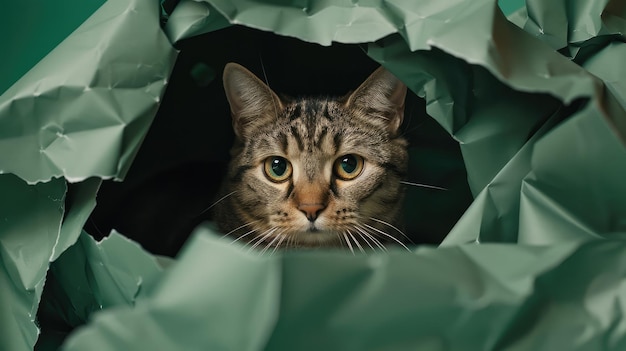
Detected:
[{"left": 215, "top": 63, "right": 408, "bottom": 250}]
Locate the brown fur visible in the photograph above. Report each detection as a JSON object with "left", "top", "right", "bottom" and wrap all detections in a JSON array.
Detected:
[{"left": 215, "top": 63, "right": 408, "bottom": 250}]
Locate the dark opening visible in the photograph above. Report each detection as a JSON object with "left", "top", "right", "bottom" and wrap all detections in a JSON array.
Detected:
[{"left": 83, "top": 25, "right": 472, "bottom": 257}]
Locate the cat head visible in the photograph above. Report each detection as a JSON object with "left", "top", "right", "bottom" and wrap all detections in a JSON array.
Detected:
[{"left": 217, "top": 62, "right": 408, "bottom": 250}]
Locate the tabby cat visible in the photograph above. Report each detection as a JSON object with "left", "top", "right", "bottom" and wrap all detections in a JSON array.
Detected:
[{"left": 214, "top": 62, "right": 409, "bottom": 251}]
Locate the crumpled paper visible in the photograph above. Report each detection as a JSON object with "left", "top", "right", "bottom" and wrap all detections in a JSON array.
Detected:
[
  {"left": 163, "top": 0, "right": 230, "bottom": 44},
  {"left": 36, "top": 231, "right": 166, "bottom": 350},
  {"left": 0, "top": 0, "right": 173, "bottom": 349},
  {"left": 0, "top": 0, "right": 177, "bottom": 184},
  {"left": 1, "top": 0, "right": 626, "bottom": 350},
  {"left": 61, "top": 227, "right": 626, "bottom": 351},
  {"left": 0, "top": 175, "right": 100, "bottom": 351},
  {"left": 0, "top": 175, "right": 65, "bottom": 351}
]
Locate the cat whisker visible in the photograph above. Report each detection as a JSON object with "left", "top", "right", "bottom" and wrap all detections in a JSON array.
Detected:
[
  {"left": 260, "top": 229, "right": 285, "bottom": 255},
  {"left": 360, "top": 223, "right": 411, "bottom": 252},
  {"left": 230, "top": 228, "right": 257, "bottom": 245},
  {"left": 270, "top": 232, "right": 288, "bottom": 256},
  {"left": 283, "top": 233, "right": 293, "bottom": 250},
  {"left": 240, "top": 228, "right": 266, "bottom": 249},
  {"left": 342, "top": 232, "right": 355, "bottom": 255},
  {"left": 368, "top": 217, "right": 414, "bottom": 244},
  {"left": 248, "top": 227, "right": 278, "bottom": 252},
  {"left": 289, "top": 234, "right": 298, "bottom": 249},
  {"left": 352, "top": 228, "right": 376, "bottom": 251},
  {"left": 347, "top": 230, "right": 365, "bottom": 253},
  {"left": 354, "top": 225, "right": 387, "bottom": 252},
  {"left": 221, "top": 220, "right": 260, "bottom": 238},
  {"left": 259, "top": 55, "right": 280, "bottom": 121},
  {"left": 360, "top": 226, "right": 388, "bottom": 251},
  {"left": 244, "top": 230, "right": 266, "bottom": 250},
  {"left": 398, "top": 120, "right": 425, "bottom": 139},
  {"left": 259, "top": 54, "right": 271, "bottom": 88},
  {"left": 198, "top": 190, "right": 239, "bottom": 216},
  {"left": 400, "top": 181, "right": 447, "bottom": 191},
  {"left": 334, "top": 232, "right": 344, "bottom": 249}
]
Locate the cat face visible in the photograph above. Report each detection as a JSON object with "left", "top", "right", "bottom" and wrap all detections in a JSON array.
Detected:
[{"left": 216, "top": 63, "right": 408, "bottom": 250}]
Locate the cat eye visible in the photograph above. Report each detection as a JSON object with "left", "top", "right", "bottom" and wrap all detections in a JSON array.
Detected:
[
  {"left": 264, "top": 156, "right": 293, "bottom": 182},
  {"left": 334, "top": 154, "right": 364, "bottom": 180}
]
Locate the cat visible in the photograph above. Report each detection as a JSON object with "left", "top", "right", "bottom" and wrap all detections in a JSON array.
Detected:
[{"left": 214, "top": 62, "right": 409, "bottom": 251}]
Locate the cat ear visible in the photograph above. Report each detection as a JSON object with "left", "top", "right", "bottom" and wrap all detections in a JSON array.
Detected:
[
  {"left": 223, "top": 63, "right": 283, "bottom": 138},
  {"left": 346, "top": 67, "right": 407, "bottom": 135}
]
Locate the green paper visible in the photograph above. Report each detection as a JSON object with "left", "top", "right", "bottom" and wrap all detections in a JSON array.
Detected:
[
  {"left": 164, "top": 0, "right": 230, "bottom": 44},
  {"left": 0, "top": 0, "right": 177, "bottom": 184},
  {"left": 0, "top": 175, "right": 65, "bottom": 351},
  {"left": 519, "top": 100, "right": 626, "bottom": 244},
  {"left": 363, "top": 0, "right": 626, "bottom": 244},
  {"left": 61, "top": 229, "right": 626, "bottom": 351},
  {"left": 0, "top": 176, "right": 100, "bottom": 351},
  {"left": 515, "top": 0, "right": 626, "bottom": 57},
  {"left": 0, "top": 0, "right": 625, "bottom": 350},
  {"left": 60, "top": 229, "right": 279, "bottom": 351},
  {"left": 54, "top": 179, "right": 101, "bottom": 261},
  {"left": 204, "top": 0, "right": 399, "bottom": 46},
  {"left": 37, "top": 231, "right": 165, "bottom": 350},
  {"left": 0, "top": 1, "right": 176, "bottom": 348}
]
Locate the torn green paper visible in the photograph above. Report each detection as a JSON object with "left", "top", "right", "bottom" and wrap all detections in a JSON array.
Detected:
[
  {"left": 202, "top": 0, "right": 601, "bottom": 102},
  {"left": 61, "top": 230, "right": 280, "bottom": 351},
  {"left": 62, "top": 228, "right": 626, "bottom": 351},
  {"left": 36, "top": 231, "right": 165, "bottom": 351},
  {"left": 164, "top": 0, "right": 230, "bottom": 44},
  {"left": 513, "top": 0, "right": 626, "bottom": 56},
  {"left": 362, "top": 0, "right": 626, "bottom": 244},
  {"left": 0, "top": 0, "right": 177, "bottom": 184},
  {"left": 0, "top": 177, "right": 99, "bottom": 351},
  {"left": 1, "top": 0, "right": 625, "bottom": 350},
  {"left": 1, "top": 0, "right": 175, "bottom": 349},
  {"left": 203, "top": 0, "right": 399, "bottom": 45},
  {"left": 0, "top": 175, "right": 65, "bottom": 351},
  {"left": 54, "top": 179, "right": 102, "bottom": 262},
  {"left": 518, "top": 99, "right": 626, "bottom": 244}
]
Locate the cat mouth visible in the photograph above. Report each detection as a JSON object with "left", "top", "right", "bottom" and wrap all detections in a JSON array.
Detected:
[
  {"left": 307, "top": 224, "right": 321, "bottom": 233},
  {"left": 290, "top": 227, "right": 340, "bottom": 247}
]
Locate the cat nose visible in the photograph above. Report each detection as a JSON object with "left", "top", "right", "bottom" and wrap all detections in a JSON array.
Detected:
[{"left": 298, "top": 203, "right": 326, "bottom": 222}]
